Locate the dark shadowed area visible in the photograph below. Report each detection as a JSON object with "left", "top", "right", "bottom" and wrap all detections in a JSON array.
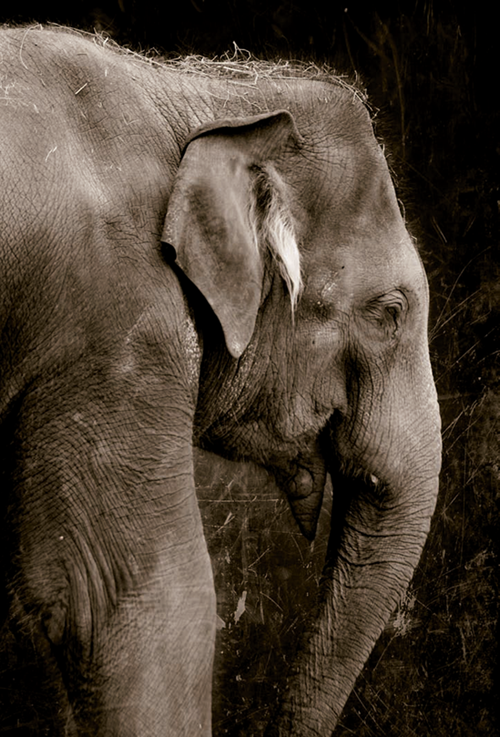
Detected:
[{"left": 0, "top": 2, "right": 498, "bottom": 735}]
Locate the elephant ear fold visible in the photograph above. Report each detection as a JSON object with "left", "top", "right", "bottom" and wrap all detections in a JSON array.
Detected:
[{"left": 162, "top": 111, "right": 302, "bottom": 359}]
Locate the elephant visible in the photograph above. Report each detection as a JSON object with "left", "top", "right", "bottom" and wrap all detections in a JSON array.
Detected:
[{"left": 0, "top": 25, "right": 441, "bottom": 737}]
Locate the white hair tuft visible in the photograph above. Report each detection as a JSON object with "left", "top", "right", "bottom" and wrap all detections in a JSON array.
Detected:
[{"left": 249, "top": 166, "right": 302, "bottom": 310}]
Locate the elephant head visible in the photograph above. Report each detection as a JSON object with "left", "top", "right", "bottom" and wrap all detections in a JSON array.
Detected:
[{"left": 163, "top": 101, "right": 442, "bottom": 733}]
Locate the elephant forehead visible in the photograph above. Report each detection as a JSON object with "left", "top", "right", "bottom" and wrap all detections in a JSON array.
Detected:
[
  {"left": 302, "top": 232, "right": 425, "bottom": 307},
  {"left": 302, "top": 152, "right": 422, "bottom": 291},
  {"left": 354, "top": 236, "right": 426, "bottom": 300}
]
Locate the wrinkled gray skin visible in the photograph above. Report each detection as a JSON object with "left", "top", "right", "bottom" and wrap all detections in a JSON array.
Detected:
[{"left": 0, "top": 26, "right": 441, "bottom": 737}]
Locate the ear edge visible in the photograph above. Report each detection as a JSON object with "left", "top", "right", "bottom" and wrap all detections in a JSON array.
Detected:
[
  {"left": 164, "top": 240, "right": 253, "bottom": 360},
  {"left": 182, "top": 110, "right": 304, "bottom": 154}
]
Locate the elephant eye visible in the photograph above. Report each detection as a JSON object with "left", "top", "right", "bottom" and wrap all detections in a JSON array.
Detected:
[
  {"left": 385, "top": 303, "right": 401, "bottom": 328},
  {"left": 363, "top": 291, "right": 408, "bottom": 338}
]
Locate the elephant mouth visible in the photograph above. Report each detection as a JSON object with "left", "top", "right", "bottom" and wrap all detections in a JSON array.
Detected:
[{"left": 273, "top": 457, "right": 327, "bottom": 541}]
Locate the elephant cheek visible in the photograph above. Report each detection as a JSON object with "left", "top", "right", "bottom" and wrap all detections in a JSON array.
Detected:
[{"left": 284, "top": 466, "right": 326, "bottom": 541}]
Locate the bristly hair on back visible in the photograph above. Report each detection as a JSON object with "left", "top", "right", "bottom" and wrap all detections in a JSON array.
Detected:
[{"left": 64, "top": 26, "right": 367, "bottom": 104}]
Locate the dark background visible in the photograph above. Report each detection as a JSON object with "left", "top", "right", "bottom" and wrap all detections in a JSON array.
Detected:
[{"left": 1, "top": 2, "right": 498, "bottom": 735}]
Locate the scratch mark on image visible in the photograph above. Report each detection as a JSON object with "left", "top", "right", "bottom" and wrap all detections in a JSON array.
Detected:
[{"left": 234, "top": 590, "right": 247, "bottom": 624}]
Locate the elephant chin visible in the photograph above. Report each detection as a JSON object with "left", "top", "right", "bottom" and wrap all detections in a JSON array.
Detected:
[{"left": 279, "top": 464, "right": 326, "bottom": 541}]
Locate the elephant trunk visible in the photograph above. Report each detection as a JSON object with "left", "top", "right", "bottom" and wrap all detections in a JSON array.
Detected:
[{"left": 268, "top": 460, "right": 440, "bottom": 736}]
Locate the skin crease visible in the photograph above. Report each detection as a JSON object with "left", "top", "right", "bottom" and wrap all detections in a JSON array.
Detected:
[{"left": 0, "top": 26, "right": 441, "bottom": 737}]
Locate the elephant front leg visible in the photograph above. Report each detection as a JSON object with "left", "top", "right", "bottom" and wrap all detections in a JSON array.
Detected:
[
  {"left": 12, "top": 401, "right": 215, "bottom": 736},
  {"left": 94, "top": 522, "right": 216, "bottom": 737},
  {"left": 28, "top": 477, "right": 216, "bottom": 737}
]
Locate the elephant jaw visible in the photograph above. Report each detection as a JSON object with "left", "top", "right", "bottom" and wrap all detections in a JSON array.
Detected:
[{"left": 276, "top": 461, "right": 327, "bottom": 541}]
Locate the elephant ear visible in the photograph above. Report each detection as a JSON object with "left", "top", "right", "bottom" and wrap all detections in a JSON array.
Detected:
[{"left": 162, "top": 111, "right": 302, "bottom": 358}]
